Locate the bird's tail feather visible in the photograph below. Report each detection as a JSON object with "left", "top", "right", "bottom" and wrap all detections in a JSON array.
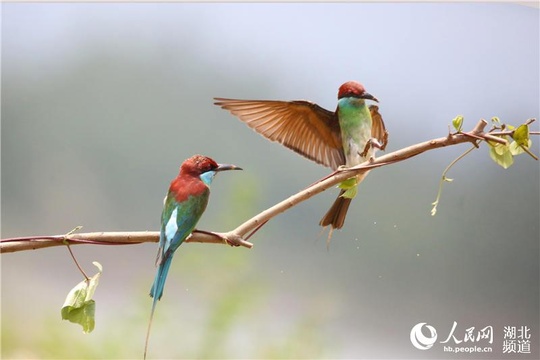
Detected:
[
  {"left": 149, "top": 253, "right": 173, "bottom": 300},
  {"left": 145, "top": 254, "right": 174, "bottom": 359},
  {"left": 319, "top": 189, "right": 352, "bottom": 230},
  {"left": 144, "top": 296, "right": 158, "bottom": 360},
  {"left": 320, "top": 171, "right": 369, "bottom": 231}
]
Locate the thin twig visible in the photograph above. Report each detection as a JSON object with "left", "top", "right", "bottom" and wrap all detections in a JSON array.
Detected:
[
  {"left": 431, "top": 145, "right": 477, "bottom": 216},
  {"left": 65, "top": 244, "right": 90, "bottom": 280},
  {"left": 63, "top": 226, "right": 90, "bottom": 280}
]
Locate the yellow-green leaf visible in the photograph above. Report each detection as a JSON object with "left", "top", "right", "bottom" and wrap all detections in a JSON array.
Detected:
[
  {"left": 61, "top": 262, "right": 102, "bottom": 333},
  {"left": 512, "top": 124, "right": 530, "bottom": 147},
  {"left": 452, "top": 115, "right": 464, "bottom": 132},
  {"left": 494, "top": 143, "right": 507, "bottom": 155},
  {"left": 489, "top": 144, "right": 514, "bottom": 169},
  {"left": 510, "top": 139, "right": 532, "bottom": 155}
]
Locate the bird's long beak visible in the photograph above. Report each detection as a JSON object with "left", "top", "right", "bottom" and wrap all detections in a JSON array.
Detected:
[
  {"left": 215, "top": 163, "right": 243, "bottom": 172},
  {"left": 361, "top": 92, "right": 379, "bottom": 103}
]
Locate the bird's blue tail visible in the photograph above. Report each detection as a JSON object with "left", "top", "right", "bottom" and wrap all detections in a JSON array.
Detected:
[
  {"left": 149, "top": 253, "right": 174, "bottom": 301},
  {"left": 145, "top": 253, "right": 174, "bottom": 359}
]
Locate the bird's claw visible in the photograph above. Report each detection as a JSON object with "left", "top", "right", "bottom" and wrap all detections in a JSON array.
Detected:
[
  {"left": 359, "top": 138, "right": 385, "bottom": 158},
  {"left": 371, "top": 138, "right": 384, "bottom": 150},
  {"left": 359, "top": 147, "right": 369, "bottom": 158}
]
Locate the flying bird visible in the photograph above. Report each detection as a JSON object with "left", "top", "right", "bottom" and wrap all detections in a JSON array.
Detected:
[
  {"left": 144, "top": 155, "right": 242, "bottom": 359},
  {"left": 215, "top": 81, "right": 387, "bottom": 230}
]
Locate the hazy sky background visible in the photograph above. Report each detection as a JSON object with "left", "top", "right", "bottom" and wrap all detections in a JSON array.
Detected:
[{"left": 2, "top": 3, "right": 539, "bottom": 359}]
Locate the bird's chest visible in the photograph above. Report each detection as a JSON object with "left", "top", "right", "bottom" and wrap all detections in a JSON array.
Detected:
[
  {"left": 165, "top": 177, "right": 210, "bottom": 239},
  {"left": 163, "top": 191, "right": 209, "bottom": 244},
  {"left": 338, "top": 106, "right": 373, "bottom": 166}
]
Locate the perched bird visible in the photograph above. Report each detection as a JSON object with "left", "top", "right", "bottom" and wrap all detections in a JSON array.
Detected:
[
  {"left": 144, "top": 155, "right": 241, "bottom": 359},
  {"left": 215, "top": 81, "right": 388, "bottom": 230}
]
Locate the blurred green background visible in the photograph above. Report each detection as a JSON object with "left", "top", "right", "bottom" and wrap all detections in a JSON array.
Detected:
[{"left": 1, "top": 3, "right": 539, "bottom": 359}]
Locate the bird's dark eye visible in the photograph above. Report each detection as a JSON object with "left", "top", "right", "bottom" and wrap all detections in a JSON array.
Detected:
[{"left": 203, "top": 163, "right": 216, "bottom": 173}]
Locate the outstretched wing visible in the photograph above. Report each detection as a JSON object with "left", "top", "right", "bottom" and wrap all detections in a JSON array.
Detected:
[
  {"left": 369, "top": 105, "right": 389, "bottom": 151},
  {"left": 215, "top": 98, "right": 346, "bottom": 170}
]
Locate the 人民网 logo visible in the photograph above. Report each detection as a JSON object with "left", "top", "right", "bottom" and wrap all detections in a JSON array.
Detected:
[{"left": 410, "top": 322, "right": 438, "bottom": 350}]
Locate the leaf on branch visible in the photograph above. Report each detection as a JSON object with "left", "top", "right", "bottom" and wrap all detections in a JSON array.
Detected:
[
  {"left": 486, "top": 121, "right": 538, "bottom": 165},
  {"left": 511, "top": 123, "right": 539, "bottom": 160},
  {"left": 488, "top": 142, "right": 514, "bottom": 169},
  {"left": 509, "top": 139, "right": 532, "bottom": 156},
  {"left": 491, "top": 117, "right": 501, "bottom": 127},
  {"left": 452, "top": 115, "right": 464, "bottom": 132},
  {"left": 512, "top": 124, "right": 530, "bottom": 147},
  {"left": 61, "top": 261, "right": 102, "bottom": 333}
]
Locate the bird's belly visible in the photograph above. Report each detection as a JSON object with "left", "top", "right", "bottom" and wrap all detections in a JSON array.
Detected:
[
  {"left": 344, "top": 135, "right": 372, "bottom": 185},
  {"left": 343, "top": 124, "right": 373, "bottom": 166}
]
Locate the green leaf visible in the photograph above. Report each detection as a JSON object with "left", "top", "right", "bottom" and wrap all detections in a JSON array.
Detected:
[
  {"left": 489, "top": 143, "right": 514, "bottom": 169},
  {"left": 510, "top": 139, "right": 532, "bottom": 155},
  {"left": 512, "top": 124, "right": 530, "bottom": 147},
  {"left": 452, "top": 115, "right": 464, "bottom": 132},
  {"left": 491, "top": 117, "right": 501, "bottom": 126},
  {"left": 61, "top": 262, "right": 102, "bottom": 333},
  {"left": 494, "top": 143, "right": 507, "bottom": 155}
]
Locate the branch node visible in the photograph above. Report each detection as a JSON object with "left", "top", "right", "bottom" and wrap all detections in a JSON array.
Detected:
[
  {"left": 63, "top": 226, "right": 83, "bottom": 245},
  {"left": 473, "top": 119, "right": 488, "bottom": 133}
]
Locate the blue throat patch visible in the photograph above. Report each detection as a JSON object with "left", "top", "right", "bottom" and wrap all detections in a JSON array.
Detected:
[{"left": 199, "top": 171, "right": 216, "bottom": 186}]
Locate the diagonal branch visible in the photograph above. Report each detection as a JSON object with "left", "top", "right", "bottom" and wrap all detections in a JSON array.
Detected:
[{"left": 1, "top": 119, "right": 536, "bottom": 254}]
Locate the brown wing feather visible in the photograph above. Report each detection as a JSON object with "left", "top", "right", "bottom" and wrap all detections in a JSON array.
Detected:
[
  {"left": 369, "top": 105, "right": 389, "bottom": 150},
  {"left": 214, "top": 98, "right": 346, "bottom": 169}
]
